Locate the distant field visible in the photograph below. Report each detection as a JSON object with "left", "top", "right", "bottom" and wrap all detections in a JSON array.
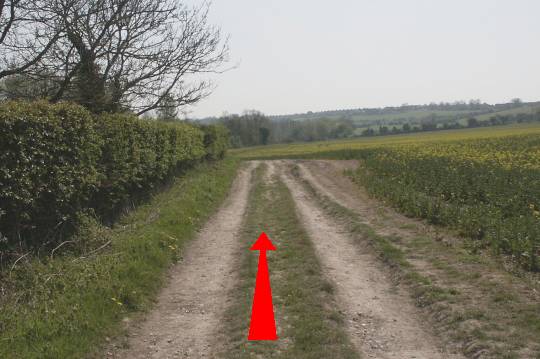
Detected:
[
  {"left": 474, "top": 103, "right": 540, "bottom": 122},
  {"left": 354, "top": 103, "right": 540, "bottom": 130},
  {"left": 232, "top": 122, "right": 540, "bottom": 160},
  {"left": 292, "top": 109, "right": 484, "bottom": 123},
  {"left": 279, "top": 103, "right": 540, "bottom": 126}
]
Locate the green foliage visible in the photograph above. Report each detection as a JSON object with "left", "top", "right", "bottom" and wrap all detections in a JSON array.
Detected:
[
  {"left": 200, "top": 123, "right": 229, "bottom": 160},
  {"left": 0, "top": 101, "right": 101, "bottom": 247},
  {"left": 0, "top": 101, "right": 228, "bottom": 253},
  {"left": 91, "top": 113, "right": 206, "bottom": 216},
  {"left": 220, "top": 111, "right": 271, "bottom": 147},
  {"left": 220, "top": 111, "right": 355, "bottom": 147}
]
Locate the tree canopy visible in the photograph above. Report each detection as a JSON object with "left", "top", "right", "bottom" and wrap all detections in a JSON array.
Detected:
[{"left": 0, "top": 0, "right": 228, "bottom": 115}]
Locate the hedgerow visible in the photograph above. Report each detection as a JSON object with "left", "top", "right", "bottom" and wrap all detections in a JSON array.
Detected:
[
  {"left": 200, "top": 123, "right": 229, "bottom": 160},
  {"left": 0, "top": 101, "right": 228, "bottom": 255}
]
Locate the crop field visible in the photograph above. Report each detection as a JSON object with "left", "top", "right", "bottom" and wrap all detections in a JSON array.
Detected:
[
  {"left": 350, "top": 135, "right": 540, "bottom": 270},
  {"left": 233, "top": 123, "right": 540, "bottom": 270},
  {"left": 232, "top": 122, "right": 540, "bottom": 159}
]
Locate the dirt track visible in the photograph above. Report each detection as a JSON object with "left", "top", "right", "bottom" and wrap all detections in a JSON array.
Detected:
[
  {"left": 111, "top": 163, "right": 255, "bottom": 358},
  {"left": 106, "top": 159, "right": 536, "bottom": 358},
  {"left": 276, "top": 161, "right": 462, "bottom": 359}
]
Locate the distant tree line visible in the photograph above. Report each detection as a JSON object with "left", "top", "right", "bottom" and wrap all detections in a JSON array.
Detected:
[
  {"left": 217, "top": 106, "right": 540, "bottom": 146},
  {"left": 219, "top": 111, "right": 355, "bottom": 148},
  {"left": 362, "top": 110, "right": 540, "bottom": 137},
  {"left": 270, "top": 99, "right": 530, "bottom": 122}
]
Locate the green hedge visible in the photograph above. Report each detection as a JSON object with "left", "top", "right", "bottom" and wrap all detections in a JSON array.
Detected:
[
  {"left": 91, "top": 113, "right": 207, "bottom": 217},
  {"left": 0, "top": 101, "right": 228, "bottom": 251},
  {"left": 200, "top": 123, "right": 229, "bottom": 160},
  {"left": 0, "top": 101, "right": 101, "bottom": 247}
]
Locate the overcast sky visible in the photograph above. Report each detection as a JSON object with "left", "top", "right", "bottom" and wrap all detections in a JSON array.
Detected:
[{"left": 184, "top": 0, "right": 540, "bottom": 118}]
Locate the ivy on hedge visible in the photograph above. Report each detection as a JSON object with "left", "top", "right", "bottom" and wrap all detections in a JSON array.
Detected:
[{"left": 0, "top": 101, "right": 229, "bottom": 250}]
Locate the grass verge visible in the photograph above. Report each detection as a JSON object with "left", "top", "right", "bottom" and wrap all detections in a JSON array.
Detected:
[
  {"left": 291, "top": 164, "right": 540, "bottom": 359},
  {"left": 0, "top": 158, "right": 240, "bottom": 359},
  {"left": 218, "top": 163, "right": 360, "bottom": 359}
]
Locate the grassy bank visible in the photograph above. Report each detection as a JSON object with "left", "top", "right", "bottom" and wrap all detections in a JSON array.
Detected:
[
  {"left": 0, "top": 158, "right": 240, "bottom": 359},
  {"left": 218, "top": 164, "right": 359, "bottom": 359}
]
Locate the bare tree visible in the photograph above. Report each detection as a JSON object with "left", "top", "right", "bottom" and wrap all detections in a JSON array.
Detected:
[
  {"left": 0, "top": 0, "right": 61, "bottom": 79},
  {"left": 15, "top": 0, "right": 228, "bottom": 114}
]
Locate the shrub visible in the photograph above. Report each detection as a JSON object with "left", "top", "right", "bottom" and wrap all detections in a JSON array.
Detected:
[
  {"left": 0, "top": 101, "right": 228, "bottom": 253},
  {"left": 91, "top": 114, "right": 206, "bottom": 216},
  {"left": 0, "top": 101, "right": 101, "bottom": 247},
  {"left": 200, "top": 124, "right": 229, "bottom": 160}
]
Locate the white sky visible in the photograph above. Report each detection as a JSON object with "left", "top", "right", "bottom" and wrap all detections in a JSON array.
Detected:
[{"left": 185, "top": 0, "right": 540, "bottom": 118}]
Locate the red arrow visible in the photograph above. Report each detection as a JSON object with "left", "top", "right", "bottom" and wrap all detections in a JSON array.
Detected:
[{"left": 248, "top": 232, "right": 278, "bottom": 341}]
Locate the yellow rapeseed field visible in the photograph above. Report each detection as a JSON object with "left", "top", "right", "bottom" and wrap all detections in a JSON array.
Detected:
[{"left": 232, "top": 122, "right": 540, "bottom": 161}]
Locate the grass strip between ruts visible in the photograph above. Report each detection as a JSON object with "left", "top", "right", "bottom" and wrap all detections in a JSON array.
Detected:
[{"left": 218, "top": 163, "right": 360, "bottom": 359}]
